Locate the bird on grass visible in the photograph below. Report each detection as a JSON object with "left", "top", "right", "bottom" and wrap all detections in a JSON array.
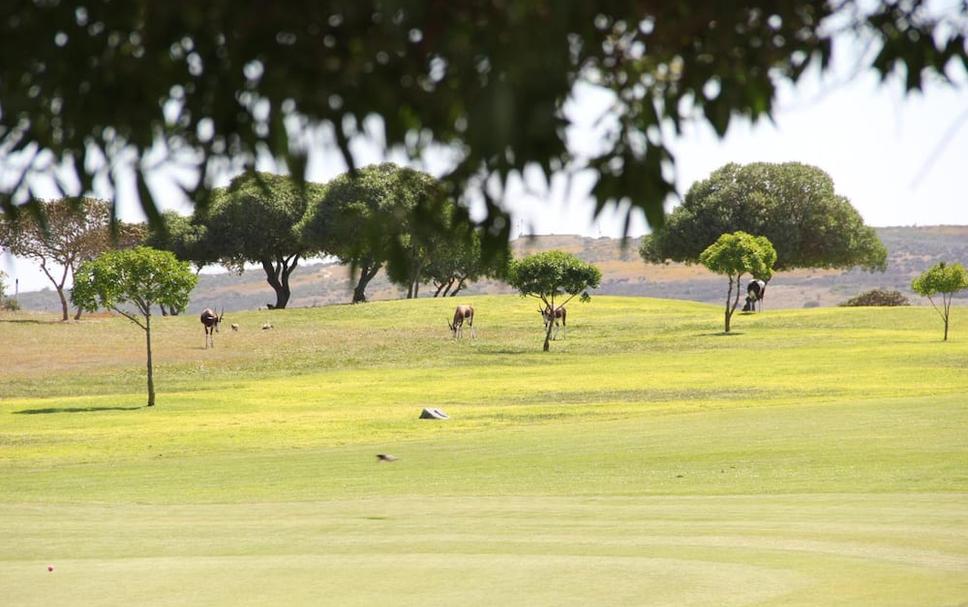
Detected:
[{"left": 376, "top": 454, "right": 398, "bottom": 462}]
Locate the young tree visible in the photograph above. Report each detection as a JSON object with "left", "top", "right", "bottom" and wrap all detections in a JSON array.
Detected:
[
  {"left": 72, "top": 247, "right": 197, "bottom": 407},
  {"left": 507, "top": 251, "right": 602, "bottom": 352},
  {"left": 912, "top": 262, "right": 968, "bottom": 342},
  {"left": 699, "top": 232, "right": 777, "bottom": 333},
  {"left": 201, "top": 172, "right": 324, "bottom": 309},
  {"left": 0, "top": 198, "right": 143, "bottom": 320},
  {"left": 640, "top": 163, "right": 886, "bottom": 273}
]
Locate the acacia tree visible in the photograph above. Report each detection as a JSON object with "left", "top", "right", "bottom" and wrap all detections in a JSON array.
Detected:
[
  {"left": 3, "top": 2, "right": 961, "bottom": 261},
  {"left": 641, "top": 163, "right": 886, "bottom": 274},
  {"left": 201, "top": 172, "right": 323, "bottom": 309},
  {"left": 699, "top": 232, "right": 777, "bottom": 333},
  {"left": 912, "top": 262, "right": 968, "bottom": 341},
  {"left": 507, "top": 251, "right": 602, "bottom": 352},
  {"left": 0, "top": 198, "right": 143, "bottom": 320},
  {"left": 72, "top": 247, "right": 197, "bottom": 407}
]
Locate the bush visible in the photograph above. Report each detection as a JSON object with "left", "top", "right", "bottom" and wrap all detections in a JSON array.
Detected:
[
  {"left": 840, "top": 289, "right": 910, "bottom": 307},
  {"left": 802, "top": 300, "right": 820, "bottom": 308},
  {"left": 1, "top": 298, "right": 20, "bottom": 311}
]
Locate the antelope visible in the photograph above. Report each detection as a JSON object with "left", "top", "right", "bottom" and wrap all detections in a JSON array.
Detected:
[
  {"left": 448, "top": 304, "right": 475, "bottom": 339},
  {"left": 742, "top": 279, "right": 767, "bottom": 313},
  {"left": 200, "top": 307, "right": 224, "bottom": 348},
  {"left": 540, "top": 305, "right": 567, "bottom": 340}
]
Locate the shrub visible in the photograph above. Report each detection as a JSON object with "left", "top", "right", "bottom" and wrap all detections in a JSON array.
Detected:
[
  {"left": 1, "top": 298, "right": 20, "bottom": 311},
  {"left": 802, "top": 300, "right": 820, "bottom": 309},
  {"left": 840, "top": 289, "right": 910, "bottom": 307}
]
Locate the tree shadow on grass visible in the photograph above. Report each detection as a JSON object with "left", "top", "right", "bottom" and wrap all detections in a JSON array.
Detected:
[
  {"left": 13, "top": 405, "right": 145, "bottom": 415},
  {"left": 696, "top": 331, "right": 746, "bottom": 337}
]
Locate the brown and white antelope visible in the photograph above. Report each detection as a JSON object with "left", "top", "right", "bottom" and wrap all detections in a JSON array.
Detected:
[
  {"left": 539, "top": 305, "right": 567, "bottom": 340},
  {"left": 448, "top": 304, "right": 475, "bottom": 339},
  {"left": 200, "top": 307, "right": 224, "bottom": 348}
]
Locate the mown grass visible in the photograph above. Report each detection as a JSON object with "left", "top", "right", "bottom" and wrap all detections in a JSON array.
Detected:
[{"left": 1, "top": 296, "right": 966, "bottom": 605}]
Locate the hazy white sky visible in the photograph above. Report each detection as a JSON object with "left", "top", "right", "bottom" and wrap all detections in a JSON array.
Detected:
[{"left": 3, "top": 41, "right": 967, "bottom": 293}]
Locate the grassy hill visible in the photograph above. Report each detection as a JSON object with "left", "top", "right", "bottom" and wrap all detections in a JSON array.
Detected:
[
  {"left": 12, "top": 225, "right": 968, "bottom": 316},
  {"left": 1, "top": 296, "right": 966, "bottom": 605}
]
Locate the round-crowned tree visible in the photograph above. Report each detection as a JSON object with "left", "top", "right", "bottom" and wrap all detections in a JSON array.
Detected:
[
  {"left": 72, "top": 247, "right": 197, "bottom": 407},
  {"left": 641, "top": 162, "right": 886, "bottom": 274},
  {"left": 200, "top": 172, "right": 324, "bottom": 310},
  {"left": 912, "top": 262, "right": 968, "bottom": 342},
  {"left": 507, "top": 251, "right": 601, "bottom": 352},
  {"left": 699, "top": 232, "right": 777, "bottom": 333}
]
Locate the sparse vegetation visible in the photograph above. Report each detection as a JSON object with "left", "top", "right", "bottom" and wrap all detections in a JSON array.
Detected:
[{"left": 840, "top": 289, "right": 910, "bottom": 307}]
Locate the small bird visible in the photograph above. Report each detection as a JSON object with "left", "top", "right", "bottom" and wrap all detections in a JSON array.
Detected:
[
  {"left": 376, "top": 454, "right": 398, "bottom": 462},
  {"left": 262, "top": 321, "right": 273, "bottom": 330},
  {"left": 231, "top": 323, "right": 239, "bottom": 332}
]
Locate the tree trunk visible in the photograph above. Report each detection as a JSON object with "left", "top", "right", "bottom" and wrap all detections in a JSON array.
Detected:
[
  {"left": 433, "top": 280, "right": 448, "bottom": 298},
  {"left": 56, "top": 286, "right": 69, "bottom": 321},
  {"left": 262, "top": 255, "right": 299, "bottom": 310},
  {"left": 145, "top": 316, "right": 155, "bottom": 407},
  {"left": 724, "top": 276, "right": 734, "bottom": 333},
  {"left": 543, "top": 298, "right": 555, "bottom": 352},
  {"left": 944, "top": 294, "right": 950, "bottom": 341},
  {"left": 450, "top": 276, "right": 468, "bottom": 297},
  {"left": 352, "top": 262, "right": 380, "bottom": 304},
  {"left": 38, "top": 261, "right": 71, "bottom": 321}
]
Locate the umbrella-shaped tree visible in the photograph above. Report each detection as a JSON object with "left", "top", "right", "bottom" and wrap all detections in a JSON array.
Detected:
[
  {"left": 507, "top": 251, "right": 601, "bottom": 352},
  {"left": 72, "top": 247, "right": 197, "bottom": 407}
]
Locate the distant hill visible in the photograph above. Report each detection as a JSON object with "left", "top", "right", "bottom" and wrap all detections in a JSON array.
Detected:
[{"left": 13, "top": 226, "right": 968, "bottom": 315}]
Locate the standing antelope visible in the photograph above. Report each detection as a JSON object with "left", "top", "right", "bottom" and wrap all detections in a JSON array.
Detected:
[
  {"left": 539, "top": 305, "right": 567, "bottom": 340},
  {"left": 200, "top": 307, "right": 224, "bottom": 348},
  {"left": 448, "top": 305, "right": 475, "bottom": 339}
]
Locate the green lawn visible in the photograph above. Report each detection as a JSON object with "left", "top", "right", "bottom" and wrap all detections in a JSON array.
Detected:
[{"left": 1, "top": 296, "right": 966, "bottom": 605}]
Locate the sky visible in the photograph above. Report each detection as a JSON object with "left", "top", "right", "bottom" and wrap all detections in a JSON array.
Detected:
[{"left": 2, "top": 36, "right": 967, "bottom": 294}]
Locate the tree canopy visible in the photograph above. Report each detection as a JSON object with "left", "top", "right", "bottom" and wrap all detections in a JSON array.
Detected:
[
  {"left": 507, "top": 250, "right": 602, "bottom": 351},
  {"left": 699, "top": 231, "right": 777, "bottom": 333},
  {"left": 912, "top": 261, "right": 968, "bottom": 341},
  {"left": 640, "top": 162, "right": 887, "bottom": 272},
  {"left": 72, "top": 247, "right": 197, "bottom": 406},
  {"left": 2, "top": 1, "right": 964, "bottom": 256},
  {"left": 201, "top": 171, "right": 324, "bottom": 309},
  {"left": 300, "top": 163, "right": 450, "bottom": 301},
  {"left": 0, "top": 197, "right": 143, "bottom": 320}
]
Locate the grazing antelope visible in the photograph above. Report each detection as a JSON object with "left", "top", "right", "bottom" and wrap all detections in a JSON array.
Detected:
[
  {"left": 448, "top": 304, "right": 475, "bottom": 339},
  {"left": 742, "top": 279, "right": 767, "bottom": 313},
  {"left": 539, "top": 305, "right": 567, "bottom": 340},
  {"left": 200, "top": 307, "right": 224, "bottom": 348}
]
